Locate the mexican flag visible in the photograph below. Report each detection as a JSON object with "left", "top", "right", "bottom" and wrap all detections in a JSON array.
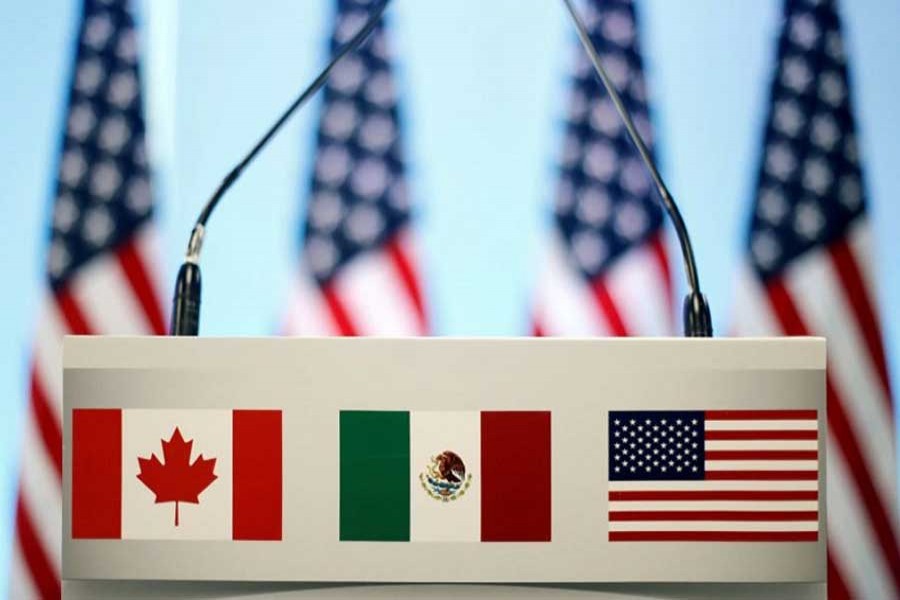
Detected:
[
  {"left": 339, "top": 410, "right": 551, "bottom": 542},
  {"left": 71, "top": 409, "right": 282, "bottom": 541}
]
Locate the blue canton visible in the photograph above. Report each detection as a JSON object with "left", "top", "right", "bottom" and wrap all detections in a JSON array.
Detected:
[
  {"left": 609, "top": 411, "right": 705, "bottom": 481},
  {"left": 49, "top": 0, "right": 152, "bottom": 289},
  {"left": 748, "top": 0, "right": 865, "bottom": 280},
  {"left": 554, "top": 0, "right": 664, "bottom": 281},
  {"left": 302, "top": 0, "right": 410, "bottom": 285}
]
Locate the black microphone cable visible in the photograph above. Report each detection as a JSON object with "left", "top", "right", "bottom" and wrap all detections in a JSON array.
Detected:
[
  {"left": 560, "top": 0, "right": 713, "bottom": 337},
  {"left": 170, "top": 0, "right": 391, "bottom": 336}
]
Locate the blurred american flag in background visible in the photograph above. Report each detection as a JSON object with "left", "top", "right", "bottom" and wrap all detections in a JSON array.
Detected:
[
  {"left": 10, "top": 0, "right": 165, "bottom": 598},
  {"left": 532, "top": 0, "right": 674, "bottom": 337},
  {"left": 283, "top": 0, "right": 428, "bottom": 336},
  {"left": 732, "top": 0, "right": 899, "bottom": 597}
]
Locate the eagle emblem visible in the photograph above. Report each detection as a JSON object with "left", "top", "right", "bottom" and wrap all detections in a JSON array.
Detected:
[{"left": 420, "top": 450, "right": 473, "bottom": 502}]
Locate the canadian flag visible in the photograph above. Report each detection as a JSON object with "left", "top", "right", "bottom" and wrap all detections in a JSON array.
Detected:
[{"left": 71, "top": 409, "right": 282, "bottom": 541}]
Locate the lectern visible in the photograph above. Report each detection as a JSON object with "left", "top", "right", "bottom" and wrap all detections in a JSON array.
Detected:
[{"left": 62, "top": 337, "right": 826, "bottom": 599}]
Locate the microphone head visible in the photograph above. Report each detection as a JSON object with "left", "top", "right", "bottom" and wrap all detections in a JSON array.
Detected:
[
  {"left": 683, "top": 291, "right": 713, "bottom": 338},
  {"left": 170, "top": 262, "right": 202, "bottom": 336}
]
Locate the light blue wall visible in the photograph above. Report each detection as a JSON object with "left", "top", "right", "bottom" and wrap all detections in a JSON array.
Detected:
[{"left": 0, "top": 0, "right": 898, "bottom": 592}]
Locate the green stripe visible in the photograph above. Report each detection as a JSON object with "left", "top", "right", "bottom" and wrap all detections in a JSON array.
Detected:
[{"left": 339, "top": 411, "right": 410, "bottom": 541}]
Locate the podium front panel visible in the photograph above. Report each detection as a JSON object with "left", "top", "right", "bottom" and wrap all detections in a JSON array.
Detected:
[{"left": 62, "top": 337, "right": 826, "bottom": 584}]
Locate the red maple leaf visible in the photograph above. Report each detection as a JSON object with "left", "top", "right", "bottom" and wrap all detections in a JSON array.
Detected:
[{"left": 137, "top": 428, "right": 218, "bottom": 527}]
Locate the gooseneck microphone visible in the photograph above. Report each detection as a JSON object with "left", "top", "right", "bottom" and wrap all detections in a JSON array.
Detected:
[
  {"left": 170, "top": 0, "right": 392, "bottom": 335},
  {"left": 560, "top": 0, "right": 713, "bottom": 337}
]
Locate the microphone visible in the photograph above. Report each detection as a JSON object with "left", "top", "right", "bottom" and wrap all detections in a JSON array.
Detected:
[
  {"left": 170, "top": 0, "right": 392, "bottom": 335},
  {"left": 560, "top": 0, "right": 713, "bottom": 337}
]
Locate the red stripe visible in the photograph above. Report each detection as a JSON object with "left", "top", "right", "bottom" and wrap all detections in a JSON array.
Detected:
[
  {"left": 705, "top": 430, "right": 817, "bottom": 440},
  {"left": 233, "top": 410, "right": 282, "bottom": 540},
  {"left": 649, "top": 232, "right": 675, "bottom": 320},
  {"left": 766, "top": 277, "right": 900, "bottom": 591},
  {"left": 609, "top": 490, "right": 818, "bottom": 502},
  {"left": 55, "top": 285, "right": 93, "bottom": 334},
  {"left": 828, "top": 239, "right": 893, "bottom": 407},
  {"left": 116, "top": 237, "right": 166, "bottom": 335},
  {"left": 609, "top": 531, "right": 818, "bottom": 542},
  {"left": 705, "top": 410, "right": 818, "bottom": 420},
  {"left": 705, "top": 450, "right": 817, "bottom": 461},
  {"left": 15, "top": 494, "right": 60, "bottom": 600},
  {"left": 532, "top": 318, "right": 545, "bottom": 337},
  {"left": 609, "top": 510, "right": 818, "bottom": 521},
  {"left": 705, "top": 470, "right": 818, "bottom": 480},
  {"left": 30, "top": 370, "right": 62, "bottom": 478},
  {"left": 481, "top": 411, "right": 551, "bottom": 542},
  {"left": 72, "top": 409, "right": 121, "bottom": 539},
  {"left": 386, "top": 234, "right": 427, "bottom": 334},
  {"left": 827, "top": 546, "right": 852, "bottom": 600},
  {"left": 321, "top": 284, "right": 358, "bottom": 336},
  {"left": 590, "top": 279, "right": 629, "bottom": 336}
]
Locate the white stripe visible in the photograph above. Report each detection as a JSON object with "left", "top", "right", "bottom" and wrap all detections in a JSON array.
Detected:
[
  {"left": 609, "top": 501, "right": 818, "bottom": 512},
  {"left": 18, "top": 416, "right": 62, "bottom": 571},
  {"left": 705, "top": 420, "right": 817, "bottom": 431},
  {"left": 604, "top": 239, "right": 673, "bottom": 336},
  {"left": 33, "top": 297, "right": 66, "bottom": 422},
  {"left": 69, "top": 254, "right": 149, "bottom": 335},
  {"left": 704, "top": 460, "right": 818, "bottom": 471},
  {"left": 609, "top": 479, "right": 818, "bottom": 491},
  {"left": 282, "top": 269, "right": 335, "bottom": 336},
  {"left": 133, "top": 223, "right": 167, "bottom": 314},
  {"left": 731, "top": 264, "right": 780, "bottom": 337},
  {"left": 409, "top": 411, "right": 480, "bottom": 542},
  {"left": 706, "top": 439, "right": 818, "bottom": 451},
  {"left": 333, "top": 249, "right": 422, "bottom": 336},
  {"left": 847, "top": 219, "right": 879, "bottom": 315},
  {"left": 534, "top": 234, "right": 606, "bottom": 336},
  {"left": 786, "top": 249, "right": 897, "bottom": 509},
  {"left": 827, "top": 432, "right": 898, "bottom": 599},
  {"left": 609, "top": 521, "right": 818, "bottom": 532},
  {"left": 8, "top": 539, "right": 40, "bottom": 600}
]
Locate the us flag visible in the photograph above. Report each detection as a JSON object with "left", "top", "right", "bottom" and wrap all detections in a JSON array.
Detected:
[
  {"left": 283, "top": 0, "right": 427, "bottom": 336},
  {"left": 608, "top": 410, "right": 820, "bottom": 542},
  {"left": 731, "top": 0, "right": 899, "bottom": 597},
  {"left": 10, "top": 1, "right": 165, "bottom": 598},
  {"left": 533, "top": 0, "right": 673, "bottom": 337}
]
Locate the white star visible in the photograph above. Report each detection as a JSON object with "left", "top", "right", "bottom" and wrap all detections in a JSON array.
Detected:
[
  {"left": 365, "top": 72, "right": 395, "bottom": 109},
  {"left": 602, "top": 10, "right": 635, "bottom": 46},
  {"left": 351, "top": 158, "right": 390, "bottom": 200},
  {"left": 774, "top": 100, "right": 805, "bottom": 138},
  {"left": 752, "top": 230, "right": 782, "bottom": 270},
  {"left": 794, "top": 200, "right": 827, "bottom": 240},
  {"left": 82, "top": 206, "right": 114, "bottom": 246},
  {"left": 315, "top": 145, "right": 352, "bottom": 186},
  {"left": 308, "top": 191, "right": 345, "bottom": 233},
  {"left": 765, "top": 142, "right": 798, "bottom": 181},
  {"left": 811, "top": 114, "right": 840, "bottom": 151},
  {"left": 575, "top": 188, "right": 611, "bottom": 226},
  {"left": 107, "top": 70, "right": 138, "bottom": 109},
  {"left": 838, "top": 176, "right": 862, "bottom": 210},
  {"left": 53, "top": 193, "right": 79, "bottom": 233},
  {"left": 583, "top": 141, "right": 618, "bottom": 182},
  {"left": 344, "top": 204, "right": 385, "bottom": 245},
  {"left": 98, "top": 115, "right": 130, "bottom": 154},
  {"left": 67, "top": 102, "right": 96, "bottom": 141},
  {"left": 802, "top": 157, "right": 833, "bottom": 195},
  {"left": 323, "top": 100, "right": 358, "bottom": 141},
  {"left": 84, "top": 13, "right": 114, "bottom": 51},
  {"left": 614, "top": 201, "right": 648, "bottom": 241},
  {"left": 89, "top": 161, "right": 122, "bottom": 202},
  {"left": 48, "top": 239, "right": 71, "bottom": 278},
  {"left": 571, "top": 230, "right": 608, "bottom": 272},
  {"left": 358, "top": 113, "right": 396, "bottom": 153},
  {"left": 819, "top": 71, "right": 846, "bottom": 107},
  {"left": 590, "top": 97, "right": 622, "bottom": 137},
  {"left": 126, "top": 178, "right": 152, "bottom": 216},
  {"left": 620, "top": 157, "right": 651, "bottom": 197},
  {"left": 789, "top": 13, "right": 819, "bottom": 49},
  {"left": 330, "top": 55, "right": 366, "bottom": 95},
  {"left": 76, "top": 57, "right": 104, "bottom": 95},
  {"left": 305, "top": 235, "right": 339, "bottom": 277},
  {"left": 60, "top": 148, "right": 88, "bottom": 187},
  {"left": 781, "top": 56, "right": 813, "bottom": 93}
]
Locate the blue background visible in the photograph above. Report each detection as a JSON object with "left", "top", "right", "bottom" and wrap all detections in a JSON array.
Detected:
[{"left": 0, "top": 0, "right": 898, "bottom": 589}]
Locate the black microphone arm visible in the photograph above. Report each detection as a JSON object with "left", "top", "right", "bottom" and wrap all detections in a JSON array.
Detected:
[
  {"left": 560, "top": 0, "right": 713, "bottom": 337},
  {"left": 170, "top": 0, "right": 392, "bottom": 335}
]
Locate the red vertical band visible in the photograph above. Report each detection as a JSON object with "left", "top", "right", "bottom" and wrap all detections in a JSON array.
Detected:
[
  {"left": 233, "top": 410, "right": 283, "bottom": 540},
  {"left": 72, "top": 409, "right": 122, "bottom": 539},
  {"left": 481, "top": 411, "right": 551, "bottom": 541}
]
